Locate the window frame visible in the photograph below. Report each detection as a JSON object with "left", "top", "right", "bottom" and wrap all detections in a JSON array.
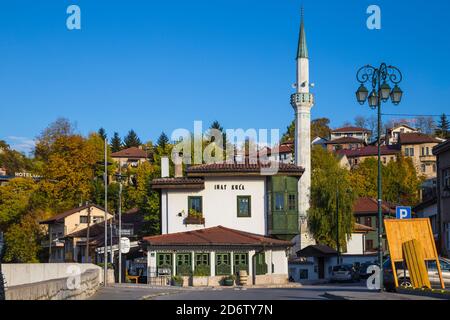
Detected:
[
  {"left": 237, "top": 196, "right": 251, "bottom": 217},
  {"left": 188, "top": 196, "right": 203, "bottom": 214},
  {"left": 274, "top": 192, "right": 285, "bottom": 211}
]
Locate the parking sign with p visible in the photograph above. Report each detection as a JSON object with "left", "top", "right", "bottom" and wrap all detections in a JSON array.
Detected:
[{"left": 396, "top": 206, "right": 411, "bottom": 219}]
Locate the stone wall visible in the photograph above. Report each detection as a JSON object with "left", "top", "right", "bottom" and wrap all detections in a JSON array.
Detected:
[{"left": 5, "top": 268, "right": 100, "bottom": 300}]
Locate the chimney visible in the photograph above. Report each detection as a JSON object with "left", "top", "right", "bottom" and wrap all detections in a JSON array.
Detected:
[
  {"left": 161, "top": 156, "right": 169, "bottom": 178},
  {"left": 173, "top": 151, "right": 183, "bottom": 178}
]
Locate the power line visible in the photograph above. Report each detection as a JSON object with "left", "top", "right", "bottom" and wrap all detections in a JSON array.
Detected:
[{"left": 381, "top": 113, "right": 450, "bottom": 117}]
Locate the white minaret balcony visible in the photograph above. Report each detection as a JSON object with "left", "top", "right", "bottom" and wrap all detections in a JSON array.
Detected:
[{"left": 290, "top": 92, "right": 314, "bottom": 107}]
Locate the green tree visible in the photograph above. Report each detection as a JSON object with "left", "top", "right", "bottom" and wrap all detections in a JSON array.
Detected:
[
  {"left": 308, "top": 146, "right": 356, "bottom": 250},
  {"left": 157, "top": 132, "right": 169, "bottom": 149},
  {"left": 435, "top": 114, "right": 449, "bottom": 138},
  {"left": 281, "top": 117, "right": 331, "bottom": 143},
  {"left": 124, "top": 130, "right": 142, "bottom": 148},
  {"left": 110, "top": 132, "right": 122, "bottom": 152},
  {"left": 98, "top": 128, "right": 107, "bottom": 141},
  {"left": 350, "top": 156, "right": 422, "bottom": 206}
]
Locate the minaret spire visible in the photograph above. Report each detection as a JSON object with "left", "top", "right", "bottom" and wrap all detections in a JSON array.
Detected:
[
  {"left": 291, "top": 6, "right": 315, "bottom": 253},
  {"left": 297, "top": 7, "right": 308, "bottom": 59}
]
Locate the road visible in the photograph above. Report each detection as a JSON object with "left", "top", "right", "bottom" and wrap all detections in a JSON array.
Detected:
[{"left": 90, "top": 282, "right": 439, "bottom": 300}]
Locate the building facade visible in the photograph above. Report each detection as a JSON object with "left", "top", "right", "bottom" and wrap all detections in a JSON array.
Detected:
[
  {"left": 330, "top": 127, "right": 371, "bottom": 144},
  {"left": 434, "top": 140, "right": 450, "bottom": 257}
]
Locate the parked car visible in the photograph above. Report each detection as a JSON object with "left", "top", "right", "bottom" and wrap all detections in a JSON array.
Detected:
[
  {"left": 330, "top": 264, "right": 360, "bottom": 282},
  {"left": 358, "top": 261, "right": 377, "bottom": 279},
  {"left": 383, "top": 256, "right": 450, "bottom": 292}
]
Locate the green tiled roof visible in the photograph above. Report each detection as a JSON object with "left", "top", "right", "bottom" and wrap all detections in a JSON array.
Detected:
[{"left": 297, "top": 13, "right": 308, "bottom": 59}]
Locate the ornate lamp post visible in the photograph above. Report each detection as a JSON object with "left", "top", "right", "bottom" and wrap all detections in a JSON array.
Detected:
[{"left": 355, "top": 63, "right": 403, "bottom": 291}]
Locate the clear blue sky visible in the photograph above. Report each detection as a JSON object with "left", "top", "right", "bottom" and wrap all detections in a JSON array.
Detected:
[{"left": 1, "top": 0, "right": 449, "bottom": 153}]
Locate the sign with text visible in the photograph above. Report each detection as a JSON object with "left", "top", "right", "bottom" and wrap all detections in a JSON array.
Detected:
[{"left": 396, "top": 206, "right": 411, "bottom": 219}]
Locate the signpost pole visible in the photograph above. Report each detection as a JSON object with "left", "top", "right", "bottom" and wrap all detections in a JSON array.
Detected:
[
  {"left": 118, "top": 181, "right": 122, "bottom": 283},
  {"left": 104, "top": 138, "right": 108, "bottom": 286}
]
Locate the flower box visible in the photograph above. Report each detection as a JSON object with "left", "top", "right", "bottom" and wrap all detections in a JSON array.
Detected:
[{"left": 184, "top": 216, "right": 205, "bottom": 225}]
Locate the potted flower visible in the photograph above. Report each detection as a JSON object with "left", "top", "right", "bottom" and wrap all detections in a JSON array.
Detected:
[
  {"left": 184, "top": 209, "right": 205, "bottom": 225},
  {"left": 222, "top": 275, "right": 236, "bottom": 286},
  {"left": 171, "top": 275, "right": 184, "bottom": 287},
  {"left": 192, "top": 265, "right": 210, "bottom": 286}
]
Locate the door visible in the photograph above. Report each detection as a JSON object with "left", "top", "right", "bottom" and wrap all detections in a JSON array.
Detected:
[{"left": 318, "top": 257, "right": 325, "bottom": 279}]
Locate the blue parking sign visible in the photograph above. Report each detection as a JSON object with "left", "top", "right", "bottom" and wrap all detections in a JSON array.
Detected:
[{"left": 396, "top": 206, "right": 411, "bottom": 219}]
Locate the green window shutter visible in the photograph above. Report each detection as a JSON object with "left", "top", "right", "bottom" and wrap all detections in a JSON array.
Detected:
[
  {"left": 176, "top": 253, "right": 192, "bottom": 276},
  {"left": 233, "top": 253, "right": 249, "bottom": 274}
]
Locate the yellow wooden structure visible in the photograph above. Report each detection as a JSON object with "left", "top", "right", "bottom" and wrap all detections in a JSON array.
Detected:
[
  {"left": 384, "top": 218, "right": 444, "bottom": 289},
  {"left": 402, "top": 239, "right": 431, "bottom": 288}
]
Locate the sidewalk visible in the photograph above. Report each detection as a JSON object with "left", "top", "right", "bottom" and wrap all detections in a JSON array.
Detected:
[{"left": 323, "top": 290, "right": 442, "bottom": 300}]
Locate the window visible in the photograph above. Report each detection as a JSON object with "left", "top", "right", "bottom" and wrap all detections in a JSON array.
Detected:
[
  {"left": 80, "top": 216, "right": 90, "bottom": 224},
  {"left": 176, "top": 253, "right": 192, "bottom": 276},
  {"left": 274, "top": 193, "right": 284, "bottom": 211},
  {"left": 92, "top": 216, "right": 103, "bottom": 224},
  {"left": 364, "top": 217, "right": 372, "bottom": 227},
  {"left": 215, "top": 253, "right": 231, "bottom": 275},
  {"left": 382, "top": 157, "right": 386, "bottom": 164},
  {"left": 188, "top": 196, "right": 202, "bottom": 213},
  {"left": 443, "top": 168, "right": 450, "bottom": 190},
  {"left": 410, "top": 148, "right": 414, "bottom": 156},
  {"left": 355, "top": 217, "right": 361, "bottom": 224},
  {"left": 299, "top": 269, "right": 309, "bottom": 280},
  {"left": 405, "top": 148, "right": 409, "bottom": 156},
  {"left": 426, "top": 147, "right": 430, "bottom": 155},
  {"left": 157, "top": 253, "right": 172, "bottom": 274},
  {"left": 288, "top": 194, "right": 296, "bottom": 211},
  {"left": 366, "top": 239, "right": 374, "bottom": 251},
  {"left": 354, "top": 158, "right": 358, "bottom": 165},
  {"left": 194, "top": 253, "right": 210, "bottom": 276},
  {"left": 433, "top": 164, "right": 436, "bottom": 172},
  {"left": 237, "top": 196, "right": 251, "bottom": 217},
  {"left": 234, "top": 253, "right": 249, "bottom": 273},
  {"left": 421, "top": 164, "right": 426, "bottom": 173},
  {"left": 421, "top": 147, "right": 425, "bottom": 156}
]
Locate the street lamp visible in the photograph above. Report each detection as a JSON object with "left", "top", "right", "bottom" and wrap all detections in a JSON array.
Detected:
[
  {"left": 115, "top": 172, "right": 127, "bottom": 284},
  {"left": 355, "top": 63, "right": 403, "bottom": 291}
]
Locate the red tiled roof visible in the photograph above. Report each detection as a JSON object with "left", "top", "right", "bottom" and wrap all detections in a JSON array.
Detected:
[
  {"left": 332, "top": 126, "right": 370, "bottom": 133},
  {"left": 151, "top": 177, "right": 205, "bottom": 189},
  {"left": 40, "top": 204, "right": 110, "bottom": 224},
  {"left": 399, "top": 133, "right": 441, "bottom": 145},
  {"left": 336, "top": 145, "right": 400, "bottom": 158},
  {"left": 143, "top": 226, "right": 292, "bottom": 247},
  {"left": 185, "top": 161, "right": 303, "bottom": 176},
  {"left": 353, "top": 197, "right": 396, "bottom": 215},
  {"left": 433, "top": 139, "right": 450, "bottom": 155},
  {"left": 325, "top": 137, "right": 365, "bottom": 145},
  {"left": 354, "top": 223, "right": 375, "bottom": 233},
  {"left": 111, "top": 147, "right": 148, "bottom": 158}
]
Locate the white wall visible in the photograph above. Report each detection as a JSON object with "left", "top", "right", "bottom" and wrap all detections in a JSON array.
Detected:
[
  {"left": 346, "top": 233, "right": 364, "bottom": 255},
  {"left": 163, "top": 176, "right": 267, "bottom": 235},
  {"left": 1, "top": 263, "right": 101, "bottom": 287},
  {"left": 271, "top": 250, "right": 288, "bottom": 274}
]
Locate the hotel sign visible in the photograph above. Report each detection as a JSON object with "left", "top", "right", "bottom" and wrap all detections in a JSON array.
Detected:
[{"left": 14, "top": 172, "right": 42, "bottom": 179}]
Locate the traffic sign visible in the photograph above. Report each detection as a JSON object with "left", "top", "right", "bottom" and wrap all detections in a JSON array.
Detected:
[
  {"left": 120, "top": 237, "right": 130, "bottom": 254},
  {"left": 396, "top": 206, "right": 411, "bottom": 219}
]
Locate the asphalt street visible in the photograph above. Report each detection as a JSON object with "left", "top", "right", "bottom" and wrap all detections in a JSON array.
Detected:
[{"left": 89, "top": 282, "right": 438, "bottom": 300}]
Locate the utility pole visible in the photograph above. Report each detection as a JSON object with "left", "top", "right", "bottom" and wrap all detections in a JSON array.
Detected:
[
  {"left": 103, "top": 138, "right": 108, "bottom": 286},
  {"left": 85, "top": 203, "right": 91, "bottom": 263},
  {"left": 0, "top": 231, "right": 5, "bottom": 300},
  {"left": 336, "top": 182, "right": 340, "bottom": 265},
  {"left": 118, "top": 179, "right": 123, "bottom": 283}
]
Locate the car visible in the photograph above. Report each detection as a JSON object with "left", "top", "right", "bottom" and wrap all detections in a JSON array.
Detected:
[
  {"left": 383, "top": 256, "right": 450, "bottom": 292},
  {"left": 330, "top": 264, "right": 360, "bottom": 283},
  {"left": 357, "top": 261, "right": 377, "bottom": 279}
]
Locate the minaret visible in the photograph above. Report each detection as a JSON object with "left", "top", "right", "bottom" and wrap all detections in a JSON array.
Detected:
[{"left": 290, "top": 9, "right": 314, "bottom": 252}]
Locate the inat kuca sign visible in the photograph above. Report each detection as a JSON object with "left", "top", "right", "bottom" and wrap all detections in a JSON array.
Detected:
[{"left": 396, "top": 206, "right": 411, "bottom": 219}]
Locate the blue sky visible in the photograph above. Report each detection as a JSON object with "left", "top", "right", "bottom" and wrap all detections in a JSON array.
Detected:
[{"left": 0, "top": 0, "right": 449, "bottom": 153}]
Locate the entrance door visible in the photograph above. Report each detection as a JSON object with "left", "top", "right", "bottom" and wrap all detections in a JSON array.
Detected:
[{"left": 318, "top": 257, "right": 325, "bottom": 279}]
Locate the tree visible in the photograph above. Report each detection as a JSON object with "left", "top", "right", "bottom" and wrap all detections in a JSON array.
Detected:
[
  {"left": 415, "top": 116, "right": 435, "bottom": 135},
  {"left": 436, "top": 114, "right": 450, "bottom": 138},
  {"left": 354, "top": 116, "right": 367, "bottom": 129},
  {"left": 281, "top": 117, "right": 331, "bottom": 143},
  {"left": 157, "top": 132, "right": 169, "bottom": 149},
  {"left": 98, "top": 128, "right": 107, "bottom": 141},
  {"left": 308, "top": 146, "right": 356, "bottom": 250},
  {"left": 34, "top": 118, "right": 76, "bottom": 161},
  {"left": 350, "top": 156, "right": 422, "bottom": 206},
  {"left": 123, "top": 130, "right": 142, "bottom": 148},
  {"left": 0, "top": 146, "right": 34, "bottom": 175},
  {"left": 366, "top": 115, "right": 378, "bottom": 139},
  {"left": 110, "top": 132, "right": 122, "bottom": 152}
]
